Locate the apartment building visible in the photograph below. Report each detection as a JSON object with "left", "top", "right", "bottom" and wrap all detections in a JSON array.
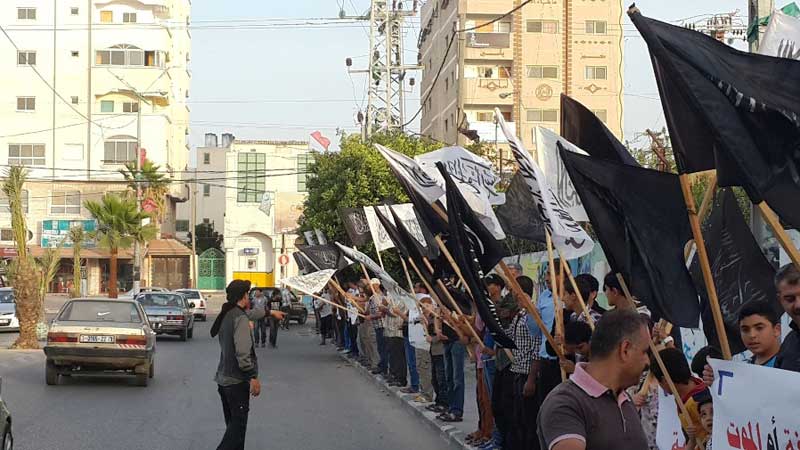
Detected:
[
  {"left": 0, "top": 1, "right": 192, "bottom": 294},
  {"left": 418, "top": 0, "right": 623, "bottom": 158}
]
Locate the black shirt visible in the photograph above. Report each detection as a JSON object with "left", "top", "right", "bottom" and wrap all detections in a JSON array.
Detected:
[{"left": 777, "top": 320, "right": 800, "bottom": 372}]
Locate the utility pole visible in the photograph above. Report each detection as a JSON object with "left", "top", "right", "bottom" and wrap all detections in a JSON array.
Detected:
[
  {"left": 86, "top": 0, "right": 92, "bottom": 180},
  {"left": 133, "top": 94, "right": 143, "bottom": 294},
  {"left": 190, "top": 167, "right": 197, "bottom": 288},
  {"left": 748, "top": 0, "right": 774, "bottom": 51},
  {"left": 512, "top": 0, "right": 523, "bottom": 141},
  {"left": 346, "top": 0, "right": 422, "bottom": 139}
]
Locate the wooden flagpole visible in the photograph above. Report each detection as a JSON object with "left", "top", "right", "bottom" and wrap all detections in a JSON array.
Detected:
[
  {"left": 309, "top": 292, "right": 367, "bottom": 319},
  {"left": 545, "top": 232, "right": 567, "bottom": 381},
  {"left": 327, "top": 281, "right": 366, "bottom": 314},
  {"left": 559, "top": 258, "right": 595, "bottom": 330},
  {"left": 758, "top": 201, "right": 800, "bottom": 270},
  {"left": 678, "top": 174, "right": 732, "bottom": 360},
  {"left": 399, "top": 254, "right": 415, "bottom": 293},
  {"left": 496, "top": 261, "right": 564, "bottom": 359},
  {"left": 637, "top": 320, "right": 673, "bottom": 397},
  {"left": 353, "top": 246, "right": 380, "bottom": 298},
  {"left": 616, "top": 274, "right": 693, "bottom": 425},
  {"left": 375, "top": 248, "right": 386, "bottom": 270}
]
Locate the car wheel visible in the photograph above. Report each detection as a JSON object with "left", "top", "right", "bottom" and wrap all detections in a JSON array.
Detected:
[
  {"left": 187, "top": 326, "right": 194, "bottom": 339},
  {"left": 179, "top": 328, "right": 188, "bottom": 342},
  {"left": 148, "top": 360, "right": 154, "bottom": 379},
  {"left": 2, "top": 422, "right": 11, "bottom": 450},
  {"left": 135, "top": 372, "right": 148, "bottom": 387},
  {"left": 45, "top": 359, "right": 59, "bottom": 386}
]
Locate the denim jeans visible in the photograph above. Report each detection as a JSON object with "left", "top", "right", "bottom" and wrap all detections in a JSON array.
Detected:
[
  {"left": 444, "top": 341, "right": 466, "bottom": 416},
  {"left": 404, "top": 336, "right": 420, "bottom": 391},
  {"left": 375, "top": 327, "right": 389, "bottom": 372},
  {"left": 343, "top": 321, "right": 352, "bottom": 350},
  {"left": 216, "top": 382, "right": 250, "bottom": 450},
  {"left": 252, "top": 319, "right": 267, "bottom": 345}
]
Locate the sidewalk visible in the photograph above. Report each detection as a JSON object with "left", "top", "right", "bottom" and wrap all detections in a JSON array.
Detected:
[{"left": 336, "top": 347, "right": 479, "bottom": 450}]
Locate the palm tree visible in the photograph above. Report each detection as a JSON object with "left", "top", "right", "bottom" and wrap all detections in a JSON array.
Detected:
[
  {"left": 67, "top": 226, "right": 87, "bottom": 298},
  {"left": 119, "top": 159, "right": 171, "bottom": 223},
  {"left": 85, "top": 194, "right": 157, "bottom": 298},
  {"left": 35, "top": 246, "right": 61, "bottom": 327},
  {"left": 2, "top": 167, "right": 42, "bottom": 349}
]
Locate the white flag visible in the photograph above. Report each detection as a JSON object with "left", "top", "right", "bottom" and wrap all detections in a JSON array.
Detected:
[
  {"left": 535, "top": 126, "right": 589, "bottom": 222},
  {"left": 389, "top": 204, "right": 429, "bottom": 250},
  {"left": 375, "top": 144, "right": 445, "bottom": 204},
  {"left": 335, "top": 242, "right": 419, "bottom": 313},
  {"left": 758, "top": 9, "right": 800, "bottom": 59},
  {"left": 655, "top": 389, "right": 687, "bottom": 450},
  {"left": 416, "top": 146, "right": 507, "bottom": 239},
  {"left": 362, "top": 206, "right": 395, "bottom": 252},
  {"left": 495, "top": 108, "right": 593, "bottom": 260},
  {"left": 280, "top": 269, "right": 336, "bottom": 296}
]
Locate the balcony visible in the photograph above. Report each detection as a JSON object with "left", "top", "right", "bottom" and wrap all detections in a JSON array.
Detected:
[
  {"left": 462, "top": 78, "right": 514, "bottom": 105},
  {"left": 468, "top": 121, "right": 516, "bottom": 143},
  {"left": 466, "top": 32, "right": 510, "bottom": 49}
]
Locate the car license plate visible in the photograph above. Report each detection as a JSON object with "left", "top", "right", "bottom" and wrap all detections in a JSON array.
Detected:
[
  {"left": 149, "top": 316, "right": 164, "bottom": 322},
  {"left": 0, "top": 319, "right": 9, "bottom": 326},
  {"left": 79, "top": 335, "right": 115, "bottom": 344}
]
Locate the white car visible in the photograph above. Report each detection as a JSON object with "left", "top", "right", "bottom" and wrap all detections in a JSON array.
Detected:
[
  {"left": 0, "top": 288, "right": 19, "bottom": 331},
  {"left": 174, "top": 289, "right": 207, "bottom": 321}
]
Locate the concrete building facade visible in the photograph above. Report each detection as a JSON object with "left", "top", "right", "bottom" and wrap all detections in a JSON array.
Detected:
[{"left": 418, "top": 0, "right": 624, "bottom": 159}]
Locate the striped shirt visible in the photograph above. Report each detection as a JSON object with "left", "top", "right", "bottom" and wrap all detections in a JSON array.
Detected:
[
  {"left": 368, "top": 294, "right": 386, "bottom": 329},
  {"left": 510, "top": 311, "right": 542, "bottom": 375}
]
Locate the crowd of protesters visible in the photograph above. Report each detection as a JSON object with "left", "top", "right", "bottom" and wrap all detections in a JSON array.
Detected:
[{"left": 301, "top": 261, "right": 800, "bottom": 450}]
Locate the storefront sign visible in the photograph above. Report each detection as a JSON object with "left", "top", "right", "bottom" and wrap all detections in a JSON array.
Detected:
[
  {"left": 242, "top": 247, "right": 259, "bottom": 256},
  {"left": 41, "top": 220, "right": 97, "bottom": 248}
]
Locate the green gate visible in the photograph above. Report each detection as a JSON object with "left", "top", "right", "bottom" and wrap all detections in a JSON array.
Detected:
[{"left": 198, "top": 248, "right": 226, "bottom": 290}]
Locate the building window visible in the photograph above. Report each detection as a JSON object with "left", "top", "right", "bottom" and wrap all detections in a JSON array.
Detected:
[
  {"left": 592, "top": 109, "right": 608, "bottom": 123},
  {"left": 51, "top": 191, "right": 81, "bottom": 215},
  {"left": 526, "top": 109, "right": 559, "bottom": 122},
  {"left": 526, "top": 65, "right": 558, "bottom": 79},
  {"left": 96, "top": 45, "right": 163, "bottom": 68},
  {"left": 17, "top": 51, "right": 36, "bottom": 66},
  {"left": 203, "top": 153, "right": 210, "bottom": 164},
  {"left": 16, "top": 97, "right": 35, "bottom": 111},
  {"left": 0, "top": 190, "right": 29, "bottom": 213},
  {"left": 444, "top": 118, "right": 449, "bottom": 133},
  {"left": 203, "top": 184, "right": 211, "bottom": 197},
  {"left": 8, "top": 144, "right": 45, "bottom": 166},
  {"left": 585, "top": 20, "right": 607, "bottom": 34},
  {"left": 17, "top": 8, "right": 36, "bottom": 20},
  {"left": 475, "top": 111, "right": 495, "bottom": 122},
  {"left": 71, "top": 51, "right": 79, "bottom": 57},
  {"left": 122, "top": 12, "right": 137, "bottom": 23},
  {"left": 237, "top": 152, "right": 266, "bottom": 203},
  {"left": 585, "top": 66, "right": 608, "bottom": 80},
  {"left": 175, "top": 220, "right": 189, "bottom": 232},
  {"left": 0, "top": 229, "right": 13, "bottom": 242},
  {"left": 71, "top": 96, "right": 79, "bottom": 104},
  {"left": 103, "top": 135, "right": 137, "bottom": 164},
  {"left": 297, "top": 153, "right": 313, "bottom": 192},
  {"left": 100, "top": 11, "right": 112, "bottom": 23},
  {"left": 526, "top": 20, "right": 558, "bottom": 33},
  {"left": 100, "top": 100, "right": 114, "bottom": 112},
  {"left": 70, "top": 7, "right": 79, "bottom": 15},
  {"left": 122, "top": 102, "right": 138, "bottom": 113}
]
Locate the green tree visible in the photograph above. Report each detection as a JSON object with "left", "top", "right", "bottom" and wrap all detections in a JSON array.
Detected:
[
  {"left": 188, "top": 222, "right": 223, "bottom": 255},
  {"left": 119, "top": 159, "right": 171, "bottom": 223},
  {"left": 3, "top": 167, "right": 42, "bottom": 349},
  {"left": 85, "top": 194, "right": 157, "bottom": 298},
  {"left": 35, "top": 246, "right": 61, "bottom": 324},
  {"left": 298, "top": 132, "right": 443, "bottom": 279},
  {"left": 67, "top": 226, "right": 87, "bottom": 298}
]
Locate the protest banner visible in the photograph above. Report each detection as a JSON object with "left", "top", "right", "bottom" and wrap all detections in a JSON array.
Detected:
[
  {"left": 709, "top": 358, "right": 800, "bottom": 450},
  {"left": 656, "top": 389, "right": 688, "bottom": 450}
]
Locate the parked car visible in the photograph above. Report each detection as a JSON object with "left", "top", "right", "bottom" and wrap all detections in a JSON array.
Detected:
[
  {"left": 135, "top": 292, "right": 195, "bottom": 341},
  {"left": 43, "top": 298, "right": 156, "bottom": 387},
  {"left": 119, "top": 286, "right": 168, "bottom": 299},
  {"left": 0, "top": 288, "right": 18, "bottom": 332},
  {"left": 174, "top": 289, "right": 207, "bottom": 321},
  {"left": 0, "top": 377, "right": 11, "bottom": 449},
  {"left": 249, "top": 287, "right": 307, "bottom": 324}
]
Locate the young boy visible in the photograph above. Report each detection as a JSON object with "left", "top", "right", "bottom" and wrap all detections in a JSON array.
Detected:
[
  {"left": 562, "top": 274, "right": 603, "bottom": 325},
  {"left": 695, "top": 391, "right": 714, "bottom": 450},
  {"left": 651, "top": 348, "right": 709, "bottom": 447}
]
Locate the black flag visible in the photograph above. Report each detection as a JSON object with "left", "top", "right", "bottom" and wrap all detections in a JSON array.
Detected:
[
  {"left": 494, "top": 172, "right": 546, "bottom": 243},
  {"left": 293, "top": 252, "right": 311, "bottom": 275},
  {"left": 560, "top": 94, "right": 639, "bottom": 166},
  {"left": 630, "top": 9, "right": 800, "bottom": 228},
  {"left": 437, "top": 162, "right": 515, "bottom": 349},
  {"left": 296, "top": 244, "right": 349, "bottom": 271},
  {"left": 690, "top": 189, "right": 780, "bottom": 354},
  {"left": 559, "top": 145, "right": 701, "bottom": 327},
  {"left": 338, "top": 207, "right": 372, "bottom": 247}
]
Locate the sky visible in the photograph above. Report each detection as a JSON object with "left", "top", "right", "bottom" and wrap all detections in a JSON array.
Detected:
[{"left": 187, "top": 0, "right": 750, "bottom": 155}]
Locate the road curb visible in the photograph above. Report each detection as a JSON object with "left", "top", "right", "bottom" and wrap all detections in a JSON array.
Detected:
[{"left": 337, "top": 351, "right": 472, "bottom": 450}]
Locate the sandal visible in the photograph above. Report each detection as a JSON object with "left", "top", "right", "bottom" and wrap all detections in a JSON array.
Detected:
[{"left": 440, "top": 412, "right": 463, "bottom": 422}]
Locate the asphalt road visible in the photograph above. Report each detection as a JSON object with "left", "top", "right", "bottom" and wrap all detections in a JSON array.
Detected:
[{"left": 0, "top": 316, "right": 458, "bottom": 450}]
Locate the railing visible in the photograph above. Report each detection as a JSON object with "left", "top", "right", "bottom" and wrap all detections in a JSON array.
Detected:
[{"left": 466, "top": 32, "right": 510, "bottom": 48}]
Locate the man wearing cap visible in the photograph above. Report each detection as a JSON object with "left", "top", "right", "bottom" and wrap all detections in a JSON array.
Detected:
[{"left": 366, "top": 278, "right": 390, "bottom": 376}]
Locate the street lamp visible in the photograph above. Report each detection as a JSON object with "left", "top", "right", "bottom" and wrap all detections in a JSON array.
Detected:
[{"left": 111, "top": 88, "right": 168, "bottom": 294}]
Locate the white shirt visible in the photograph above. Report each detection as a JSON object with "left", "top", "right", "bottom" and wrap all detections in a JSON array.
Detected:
[{"left": 314, "top": 296, "right": 333, "bottom": 318}]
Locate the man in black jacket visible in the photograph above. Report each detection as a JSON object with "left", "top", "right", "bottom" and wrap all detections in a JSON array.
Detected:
[
  {"left": 776, "top": 263, "right": 800, "bottom": 372},
  {"left": 211, "top": 280, "right": 283, "bottom": 450}
]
